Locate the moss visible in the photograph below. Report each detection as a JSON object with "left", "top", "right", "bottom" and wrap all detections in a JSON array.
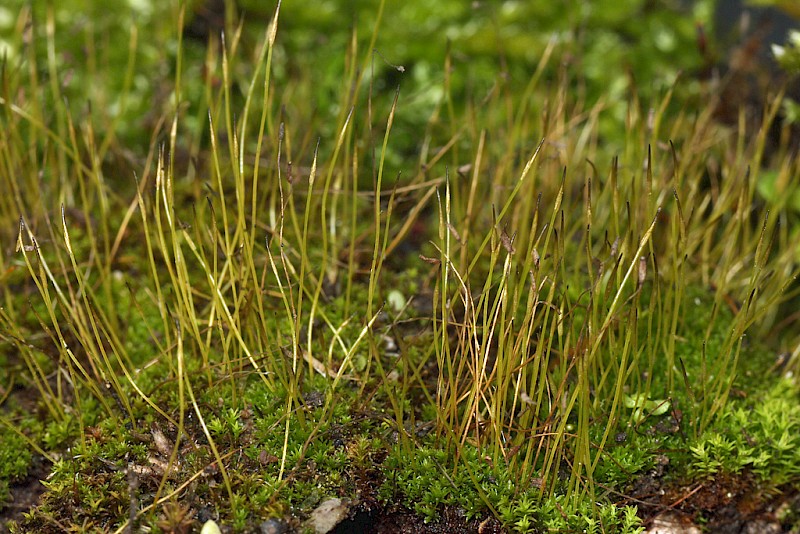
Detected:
[
  {"left": 2, "top": 1, "right": 800, "bottom": 533},
  {"left": 690, "top": 379, "right": 800, "bottom": 485},
  {"left": 0, "top": 428, "right": 33, "bottom": 506}
]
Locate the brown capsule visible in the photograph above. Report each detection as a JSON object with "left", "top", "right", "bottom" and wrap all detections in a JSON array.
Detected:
[
  {"left": 638, "top": 256, "right": 647, "bottom": 288},
  {"left": 151, "top": 424, "right": 173, "bottom": 458},
  {"left": 500, "top": 228, "right": 516, "bottom": 254},
  {"left": 419, "top": 254, "right": 441, "bottom": 266}
]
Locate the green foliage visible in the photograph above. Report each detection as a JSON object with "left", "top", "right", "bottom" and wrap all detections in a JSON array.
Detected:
[
  {"left": 0, "top": 427, "right": 32, "bottom": 504},
  {"left": 379, "top": 442, "right": 648, "bottom": 532},
  {"left": 1, "top": 0, "right": 800, "bottom": 532},
  {"left": 0, "top": 1, "right": 178, "bottom": 151},
  {"left": 208, "top": 408, "right": 245, "bottom": 443},
  {"left": 623, "top": 393, "right": 670, "bottom": 424},
  {"left": 594, "top": 437, "right": 655, "bottom": 489},
  {"left": 42, "top": 417, "right": 76, "bottom": 450},
  {"left": 691, "top": 379, "right": 800, "bottom": 486},
  {"left": 535, "top": 496, "right": 644, "bottom": 533},
  {"left": 381, "top": 444, "right": 492, "bottom": 523},
  {"left": 773, "top": 30, "right": 800, "bottom": 74},
  {"left": 31, "top": 429, "right": 146, "bottom": 531}
]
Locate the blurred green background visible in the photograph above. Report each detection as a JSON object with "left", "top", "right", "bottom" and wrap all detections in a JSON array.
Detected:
[{"left": 0, "top": 0, "right": 722, "bottom": 156}]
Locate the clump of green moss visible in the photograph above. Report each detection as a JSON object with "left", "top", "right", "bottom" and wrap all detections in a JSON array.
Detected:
[
  {"left": 0, "top": 428, "right": 32, "bottom": 506},
  {"left": 2, "top": 1, "right": 800, "bottom": 533},
  {"left": 691, "top": 379, "right": 800, "bottom": 485}
]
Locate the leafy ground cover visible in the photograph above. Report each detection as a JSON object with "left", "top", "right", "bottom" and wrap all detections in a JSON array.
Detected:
[{"left": 2, "top": 1, "right": 800, "bottom": 533}]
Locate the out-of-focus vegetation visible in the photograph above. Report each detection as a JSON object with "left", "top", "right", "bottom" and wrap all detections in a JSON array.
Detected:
[
  {"left": 2, "top": 1, "right": 800, "bottom": 533},
  {"left": 0, "top": 0, "right": 714, "bottom": 158}
]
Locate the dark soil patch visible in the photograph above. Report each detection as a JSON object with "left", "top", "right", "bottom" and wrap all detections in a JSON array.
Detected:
[
  {"left": 334, "top": 504, "right": 505, "bottom": 534},
  {"left": 632, "top": 470, "right": 798, "bottom": 533},
  {"left": 0, "top": 456, "right": 50, "bottom": 534}
]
